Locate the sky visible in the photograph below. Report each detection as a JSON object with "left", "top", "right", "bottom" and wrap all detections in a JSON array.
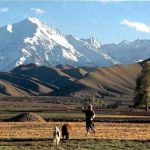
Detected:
[{"left": 0, "top": 0, "right": 150, "bottom": 44}]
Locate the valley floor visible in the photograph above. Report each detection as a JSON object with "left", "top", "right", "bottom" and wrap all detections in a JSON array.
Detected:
[
  {"left": 0, "top": 122, "right": 150, "bottom": 140},
  {"left": 0, "top": 97, "right": 149, "bottom": 149},
  {"left": 0, "top": 122, "right": 149, "bottom": 149}
]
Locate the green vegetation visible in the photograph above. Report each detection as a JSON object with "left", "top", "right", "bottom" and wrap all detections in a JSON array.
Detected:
[
  {"left": 135, "top": 61, "right": 150, "bottom": 111},
  {"left": 0, "top": 98, "right": 149, "bottom": 122},
  {"left": 0, "top": 139, "right": 149, "bottom": 150},
  {"left": 82, "top": 95, "right": 104, "bottom": 109}
]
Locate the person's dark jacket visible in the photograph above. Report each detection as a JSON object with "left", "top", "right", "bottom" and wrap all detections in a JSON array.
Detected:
[{"left": 82, "top": 109, "right": 95, "bottom": 121}]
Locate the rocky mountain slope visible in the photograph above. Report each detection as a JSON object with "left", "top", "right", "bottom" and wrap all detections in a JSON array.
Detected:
[
  {"left": 0, "top": 17, "right": 116, "bottom": 71},
  {"left": 1, "top": 17, "right": 150, "bottom": 72}
]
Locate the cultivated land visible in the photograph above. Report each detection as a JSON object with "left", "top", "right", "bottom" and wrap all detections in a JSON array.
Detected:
[
  {"left": 0, "top": 122, "right": 149, "bottom": 150},
  {"left": 0, "top": 97, "right": 149, "bottom": 149},
  {"left": 0, "top": 122, "right": 150, "bottom": 140}
]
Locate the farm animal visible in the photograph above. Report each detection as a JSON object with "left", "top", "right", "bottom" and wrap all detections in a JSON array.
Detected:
[
  {"left": 53, "top": 126, "right": 61, "bottom": 146},
  {"left": 61, "top": 124, "right": 71, "bottom": 140}
]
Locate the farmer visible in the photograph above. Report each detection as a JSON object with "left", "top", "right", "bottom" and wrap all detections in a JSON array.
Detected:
[{"left": 82, "top": 104, "right": 95, "bottom": 135}]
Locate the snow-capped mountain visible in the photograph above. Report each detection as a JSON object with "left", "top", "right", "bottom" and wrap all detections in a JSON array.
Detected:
[
  {"left": 0, "top": 17, "right": 115, "bottom": 71},
  {"left": 101, "top": 39, "right": 150, "bottom": 64},
  {"left": 0, "top": 17, "right": 150, "bottom": 71}
]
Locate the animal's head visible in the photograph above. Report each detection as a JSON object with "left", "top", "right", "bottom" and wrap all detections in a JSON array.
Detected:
[{"left": 54, "top": 126, "right": 59, "bottom": 133}]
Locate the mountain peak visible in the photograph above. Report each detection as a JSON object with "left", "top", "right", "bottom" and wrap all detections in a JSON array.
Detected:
[
  {"left": 119, "top": 40, "right": 130, "bottom": 45},
  {"left": 86, "top": 37, "right": 101, "bottom": 49},
  {"left": 2, "top": 17, "right": 150, "bottom": 72},
  {"left": 23, "top": 17, "right": 44, "bottom": 27}
]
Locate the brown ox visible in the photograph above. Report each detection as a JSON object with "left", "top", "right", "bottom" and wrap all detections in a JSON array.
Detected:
[{"left": 61, "top": 124, "right": 72, "bottom": 140}]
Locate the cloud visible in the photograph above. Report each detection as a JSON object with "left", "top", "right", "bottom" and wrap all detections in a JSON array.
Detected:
[
  {"left": 30, "top": 8, "right": 46, "bottom": 14},
  {"left": 121, "top": 19, "right": 150, "bottom": 33},
  {"left": 0, "top": 7, "right": 8, "bottom": 13}
]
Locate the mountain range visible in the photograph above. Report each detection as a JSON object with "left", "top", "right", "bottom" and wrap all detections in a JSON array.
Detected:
[{"left": 0, "top": 17, "right": 150, "bottom": 71}]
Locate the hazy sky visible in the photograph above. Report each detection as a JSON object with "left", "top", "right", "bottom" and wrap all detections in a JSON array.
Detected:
[{"left": 0, "top": 0, "right": 150, "bottom": 44}]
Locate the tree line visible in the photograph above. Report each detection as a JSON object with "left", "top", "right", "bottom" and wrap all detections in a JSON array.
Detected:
[{"left": 135, "top": 61, "right": 150, "bottom": 111}]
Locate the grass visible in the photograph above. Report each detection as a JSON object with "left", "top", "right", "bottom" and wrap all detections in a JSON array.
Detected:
[
  {"left": 0, "top": 97, "right": 150, "bottom": 122},
  {"left": 0, "top": 139, "right": 149, "bottom": 150}
]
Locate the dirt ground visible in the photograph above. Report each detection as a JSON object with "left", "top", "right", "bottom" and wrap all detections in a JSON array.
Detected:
[{"left": 0, "top": 122, "right": 149, "bottom": 140}]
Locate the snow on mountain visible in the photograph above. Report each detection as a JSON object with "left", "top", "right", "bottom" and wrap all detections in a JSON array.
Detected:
[
  {"left": 82, "top": 37, "right": 101, "bottom": 50},
  {"left": 7, "top": 24, "right": 12, "bottom": 33},
  {"left": 101, "top": 39, "right": 150, "bottom": 64},
  {"left": 0, "top": 17, "right": 116, "bottom": 71},
  {"left": 0, "top": 17, "right": 82, "bottom": 71},
  {"left": 66, "top": 35, "right": 117, "bottom": 66},
  {"left": 0, "top": 17, "right": 150, "bottom": 71}
]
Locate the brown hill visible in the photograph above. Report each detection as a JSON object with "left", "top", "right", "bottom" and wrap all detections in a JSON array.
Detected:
[
  {"left": 49, "top": 63, "right": 142, "bottom": 97},
  {"left": 0, "top": 72, "right": 54, "bottom": 95},
  {"left": 0, "top": 80, "right": 29, "bottom": 96},
  {"left": 11, "top": 64, "right": 71, "bottom": 88},
  {"left": 76, "top": 63, "right": 142, "bottom": 97},
  {"left": 0, "top": 62, "right": 144, "bottom": 97}
]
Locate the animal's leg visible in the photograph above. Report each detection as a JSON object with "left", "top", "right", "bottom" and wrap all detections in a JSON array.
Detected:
[
  {"left": 56, "top": 139, "right": 59, "bottom": 146},
  {"left": 53, "top": 139, "right": 56, "bottom": 145},
  {"left": 62, "top": 135, "right": 64, "bottom": 140}
]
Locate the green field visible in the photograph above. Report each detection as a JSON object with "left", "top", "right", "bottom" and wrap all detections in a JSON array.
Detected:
[
  {"left": 0, "top": 139, "right": 149, "bottom": 150},
  {"left": 0, "top": 97, "right": 150, "bottom": 122}
]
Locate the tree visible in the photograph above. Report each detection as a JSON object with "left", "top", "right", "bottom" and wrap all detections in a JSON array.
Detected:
[
  {"left": 82, "top": 95, "right": 105, "bottom": 109},
  {"left": 135, "top": 61, "right": 150, "bottom": 111}
]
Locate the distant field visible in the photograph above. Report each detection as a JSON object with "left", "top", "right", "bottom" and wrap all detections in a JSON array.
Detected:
[
  {"left": 0, "top": 122, "right": 149, "bottom": 150},
  {"left": 0, "top": 97, "right": 150, "bottom": 122},
  {"left": 1, "top": 111, "right": 150, "bottom": 123}
]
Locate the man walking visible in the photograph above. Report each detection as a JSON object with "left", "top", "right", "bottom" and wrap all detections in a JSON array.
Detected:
[{"left": 82, "top": 104, "right": 95, "bottom": 135}]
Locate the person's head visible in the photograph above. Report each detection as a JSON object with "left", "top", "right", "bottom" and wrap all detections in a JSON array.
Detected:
[{"left": 88, "top": 104, "right": 93, "bottom": 110}]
